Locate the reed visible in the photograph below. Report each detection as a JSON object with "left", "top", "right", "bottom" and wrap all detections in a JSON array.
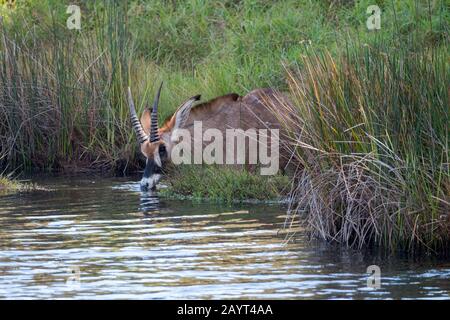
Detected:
[
  {"left": 0, "top": 2, "right": 135, "bottom": 172},
  {"left": 1, "top": 0, "right": 447, "bottom": 174},
  {"left": 272, "top": 41, "right": 449, "bottom": 252}
]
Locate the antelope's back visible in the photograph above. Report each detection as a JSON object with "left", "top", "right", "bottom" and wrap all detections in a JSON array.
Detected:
[{"left": 182, "top": 88, "right": 293, "bottom": 171}]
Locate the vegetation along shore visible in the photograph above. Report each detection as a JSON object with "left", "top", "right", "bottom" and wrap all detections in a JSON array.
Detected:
[{"left": 0, "top": 0, "right": 448, "bottom": 253}]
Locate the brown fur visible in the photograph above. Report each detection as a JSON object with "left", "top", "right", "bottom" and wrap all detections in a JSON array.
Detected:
[
  {"left": 140, "top": 108, "right": 152, "bottom": 135},
  {"left": 140, "top": 140, "right": 163, "bottom": 158},
  {"left": 159, "top": 93, "right": 240, "bottom": 133},
  {"left": 140, "top": 88, "right": 293, "bottom": 171}
]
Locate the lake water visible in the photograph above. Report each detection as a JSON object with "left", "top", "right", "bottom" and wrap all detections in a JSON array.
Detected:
[{"left": 0, "top": 176, "right": 448, "bottom": 299}]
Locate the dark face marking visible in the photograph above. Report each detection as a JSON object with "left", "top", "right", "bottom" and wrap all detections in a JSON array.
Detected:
[
  {"left": 158, "top": 144, "right": 168, "bottom": 161},
  {"left": 143, "top": 158, "right": 163, "bottom": 178},
  {"left": 140, "top": 144, "right": 168, "bottom": 191}
]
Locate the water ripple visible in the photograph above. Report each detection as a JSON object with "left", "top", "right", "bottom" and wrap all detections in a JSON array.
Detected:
[{"left": 0, "top": 176, "right": 448, "bottom": 299}]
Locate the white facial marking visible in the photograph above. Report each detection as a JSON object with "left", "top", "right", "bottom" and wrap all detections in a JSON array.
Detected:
[
  {"left": 140, "top": 174, "right": 162, "bottom": 190},
  {"left": 153, "top": 148, "right": 162, "bottom": 167}
]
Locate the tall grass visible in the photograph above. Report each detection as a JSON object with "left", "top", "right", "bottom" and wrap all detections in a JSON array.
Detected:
[
  {"left": 0, "top": 1, "right": 136, "bottom": 171},
  {"left": 272, "top": 41, "right": 449, "bottom": 252},
  {"left": 1, "top": 0, "right": 447, "bottom": 173}
]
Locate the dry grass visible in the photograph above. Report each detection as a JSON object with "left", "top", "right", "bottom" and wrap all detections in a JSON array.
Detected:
[{"left": 0, "top": 174, "right": 39, "bottom": 193}]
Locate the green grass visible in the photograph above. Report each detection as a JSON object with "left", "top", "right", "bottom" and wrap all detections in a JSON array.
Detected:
[
  {"left": 1, "top": 0, "right": 447, "bottom": 172},
  {"left": 0, "top": 175, "right": 37, "bottom": 193},
  {"left": 0, "top": 175, "right": 20, "bottom": 192},
  {"left": 160, "top": 165, "right": 290, "bottom": 204}
]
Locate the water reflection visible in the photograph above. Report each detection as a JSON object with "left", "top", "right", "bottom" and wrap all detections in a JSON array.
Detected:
[
  {"left": 0, "top": 176, "right": 448, "bottom": 299},
  {"left": 139, "top": 192, "right": 160, "bottom": 214}
]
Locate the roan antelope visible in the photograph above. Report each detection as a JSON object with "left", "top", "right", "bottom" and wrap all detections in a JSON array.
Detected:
[{"left": 128, "top": 84, "right": 291, "bottom": 191}]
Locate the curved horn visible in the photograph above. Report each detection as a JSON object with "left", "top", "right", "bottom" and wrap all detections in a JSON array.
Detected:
[
  {"left": 149, "top": 82, "right": 163, "bottom": 143},
  {"left": 127, "top": 87, "right": 148, "bottom": 144}
]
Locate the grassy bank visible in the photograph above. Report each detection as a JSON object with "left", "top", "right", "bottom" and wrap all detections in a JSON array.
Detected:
[
  {"left": 0, "top": 174, "right": 36, "bottom": 193},
  {"left": 160, "top": 165, "right": 290, "bottom": 203},
  {"left": 0, "top": 175, "right": 20, "bottom": 192}
]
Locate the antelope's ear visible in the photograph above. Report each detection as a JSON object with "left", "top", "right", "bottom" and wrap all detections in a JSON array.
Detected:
[
  {"left": 165, "top": 95, "right": 201, "bottom": 131},
  {"left": 140, "top": 107, "right": 151, "bottom": 135}
]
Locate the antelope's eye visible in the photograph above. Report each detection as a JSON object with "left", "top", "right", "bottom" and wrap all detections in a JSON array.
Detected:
[{"left": 159, "top": 144, "right": 167, "bottom": 158}]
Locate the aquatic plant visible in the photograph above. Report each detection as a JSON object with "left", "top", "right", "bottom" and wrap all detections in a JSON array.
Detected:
[
  {"left": 0, "top": 175, "right": 20, "bottom": 192},
  {"left": 0, "top": 174, "right": 37, "bottom": 193}
]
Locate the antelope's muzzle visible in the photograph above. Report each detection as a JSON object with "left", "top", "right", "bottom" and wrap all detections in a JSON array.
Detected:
[{"left": 140, "top": 159, "right": 163, "bottom": 191}]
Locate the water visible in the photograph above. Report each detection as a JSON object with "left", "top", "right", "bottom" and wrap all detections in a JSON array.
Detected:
[{"left": 0, "top": 176, "right": 448, "bottom": 299}]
